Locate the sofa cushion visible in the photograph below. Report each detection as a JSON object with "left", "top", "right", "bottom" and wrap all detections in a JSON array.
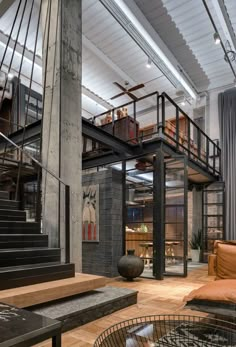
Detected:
[
  {"left": 216, "top": 242, "right": 236, "bottom": 279},
  {"left": 184, "top": 279, "right": 236, "bottom": 304}
]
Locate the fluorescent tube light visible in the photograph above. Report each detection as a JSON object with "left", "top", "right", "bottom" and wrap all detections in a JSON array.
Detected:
[{"left": 113, "top": 0, "right": 196, "bottom": 99}]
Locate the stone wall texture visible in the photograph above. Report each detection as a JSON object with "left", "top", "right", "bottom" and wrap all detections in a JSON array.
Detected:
[{"left": 82, "top": 168, "right": 123, "bottom": 277}]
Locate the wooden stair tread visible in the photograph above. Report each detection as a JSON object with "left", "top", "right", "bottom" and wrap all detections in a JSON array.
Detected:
[{"left": 0, "top": 273, "right": 106, "bottom": 308}]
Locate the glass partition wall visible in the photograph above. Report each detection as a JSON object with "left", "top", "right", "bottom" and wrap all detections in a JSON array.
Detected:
[
  {"left": 125, "top": 158, "right": 154, "bottom": 279},
  {"left": 124, "top": 152, "right": 188, "bottom": 279},
  {"left": 164, "top": 157, "right": 188, "bottom": 276}
]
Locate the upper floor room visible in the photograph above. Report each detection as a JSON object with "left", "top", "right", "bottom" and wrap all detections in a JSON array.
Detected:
[{"left": 0, "top": 0, "right": 236, "bottom": 146}]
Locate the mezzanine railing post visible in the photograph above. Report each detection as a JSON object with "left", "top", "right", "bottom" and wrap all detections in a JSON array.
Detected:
[
  {"left": 161, "top": 95, "right": 165, "bottom": 135},
  {"left": 112, "top": 109, "right": 115, "bottom": 136},
  {"left": 219, "top": 148, "right": 222, "bottom": 175},
  {"left": 176, "top": 107, "right": 179, "bottom": 150},
  {"left": 65, "top": 184, "right": 70, "bottom": 263},
  {"left": 187, "top": 119, "right": 191, "bottom": 159},
  {"left": 156, "top": 93, "right": 159, "bottom": 129},
  {"left": 133, "top": 100, "right": 137, "bottom": 141},
  {"left": 213, "top": 144, "right": 216, "bottom": 174},
  {"left": 197, "top": 128, "right": 201, "bottom": 159},
  {"left": 206, "top": 139, "right": 209, "bottom": 169}
]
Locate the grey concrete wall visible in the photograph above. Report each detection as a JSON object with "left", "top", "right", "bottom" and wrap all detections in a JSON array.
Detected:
[{"left": 82, "top": 168, "right": 123, "bottom": 277}]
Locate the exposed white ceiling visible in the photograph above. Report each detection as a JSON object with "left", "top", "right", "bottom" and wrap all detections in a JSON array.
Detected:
[{"left": 0, "top": 0, "right": 236, "bottom": 119}]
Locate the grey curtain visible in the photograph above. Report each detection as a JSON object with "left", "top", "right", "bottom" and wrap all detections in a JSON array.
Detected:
[{"left": 218, "top": 88, "right": 236, "bottom": 240}]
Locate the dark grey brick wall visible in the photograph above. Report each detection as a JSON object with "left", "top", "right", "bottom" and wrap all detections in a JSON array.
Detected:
[{"left": 82, "top": 168, "right": 123, "bottom": 277}]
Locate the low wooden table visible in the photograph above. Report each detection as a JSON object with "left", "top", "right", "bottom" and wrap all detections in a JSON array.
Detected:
[{"left": 0, "top": 302, "right": 61, "bottom": 347}]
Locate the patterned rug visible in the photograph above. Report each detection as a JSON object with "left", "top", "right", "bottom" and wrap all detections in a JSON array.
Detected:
[{"left": 154, "top": 322, "right": 236, "bottom": 347}]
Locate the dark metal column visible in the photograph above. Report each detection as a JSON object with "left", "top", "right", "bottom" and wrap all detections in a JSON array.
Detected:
[
  {"left": 153, "top": 148, "right": 165, "bottom": 280},
  {"left": 122, "top": 160, "right": 126, "bottom": 256}
]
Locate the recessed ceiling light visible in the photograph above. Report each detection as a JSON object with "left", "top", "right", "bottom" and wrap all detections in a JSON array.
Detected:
[
  {"left": 8, "top": 73, "right": 14, "bottom": 80},
  {"left": 214, "top": 32, "right": 221, "bottom": 45},
  {"left": 181, "top": 97, "right": 186, "bottom": 106},
  {"left": 146, "top": 57, "right": 152, "bottom": 68}
]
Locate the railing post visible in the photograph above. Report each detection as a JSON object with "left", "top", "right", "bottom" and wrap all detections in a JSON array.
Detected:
[
  {"left": 206, "top": 139, "right": 209, "bottom": 169},
  {"left": 197, "top": 128, "right": 201, "bottom": 159},
  {"left": 219, "top": 148, "right": 222, "bottom": 175},
  {"left": 176, "top": 107, "right": 179, "bottom": 150},
  {"left": 161, "top": 95, "right": 165, "bottom": 135},
  {"left": 213, "top": 144, "right": 216, "bottom": 174},
  {"left": 112, "top": 109, "right": 115, "bottom": 136},
  {"left": 65, "top": 184, "right": 70, "bottom": 263},
  {"left": 187, "top": 119, "right": 190, "bottom": 159},
  {"left": 133, "top": 101, "right": 137, "bottom": 141},
  {"left": 156, "top": 93, "right": 159, "bottom": 131},
  {"left": 35, "top": 166, "right": 42, "bottom": 223}
]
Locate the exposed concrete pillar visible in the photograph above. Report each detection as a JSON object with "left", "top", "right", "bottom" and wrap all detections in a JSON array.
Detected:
[
  {"left": 41, "top": 0, "right": 82, "bottom": 272},
  {"left": 192, "top": 186, "right": 203, "bottom": 236}
]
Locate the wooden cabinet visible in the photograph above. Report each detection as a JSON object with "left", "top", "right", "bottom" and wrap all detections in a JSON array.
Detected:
[{"left": 101, "top": 116, "right": 139, "bottom": 143}]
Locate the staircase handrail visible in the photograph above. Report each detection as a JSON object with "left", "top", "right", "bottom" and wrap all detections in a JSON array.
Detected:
[
  {"left": 0, "top": 131, "right": 71, "bottom": 263},
  {"left": 0, "top": 132, "right": 66, "bottom": 185}
]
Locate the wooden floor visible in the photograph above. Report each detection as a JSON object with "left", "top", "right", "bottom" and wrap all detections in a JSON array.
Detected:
[{"left": 36, "top": 265, "right": 214, "bottom": 347}]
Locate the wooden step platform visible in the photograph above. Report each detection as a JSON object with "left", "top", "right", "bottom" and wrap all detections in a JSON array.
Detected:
[{"left": 0, "top": 273, "right": 106, "bottom": 308}]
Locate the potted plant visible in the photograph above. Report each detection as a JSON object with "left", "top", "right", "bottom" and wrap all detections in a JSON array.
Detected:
[{"left": 189, "top": 229, "right": 202, "bottom": 262}]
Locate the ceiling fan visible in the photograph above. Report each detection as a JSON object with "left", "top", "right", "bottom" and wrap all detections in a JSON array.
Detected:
[{"left": 111, "top": 81, "right": 145, "bottom": 101}]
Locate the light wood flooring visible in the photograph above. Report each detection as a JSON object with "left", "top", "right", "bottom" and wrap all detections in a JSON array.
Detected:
[{"left": 36, "top": 265, "right": 214, "bottom": 347}]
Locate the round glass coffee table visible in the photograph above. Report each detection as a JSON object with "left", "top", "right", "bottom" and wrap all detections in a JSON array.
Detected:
[{"left": 93, "top": 315, "right": 236, "bottom": 347}]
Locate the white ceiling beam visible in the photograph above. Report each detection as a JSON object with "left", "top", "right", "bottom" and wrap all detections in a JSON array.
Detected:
[
  {"left": 99, "top": 0, "right": 197, "bottom": 99},
  {"left": 82, "top": 85, "right": 112, "bottom": 110},
  {"left": 0, "top": 32, "right": 111, "bottom": 112},
  {"left": 211, "top": 0, "right": 236, "bottom": 52},
  {"left": 0, "top": 31, "right": 42, "bottom": 67}
]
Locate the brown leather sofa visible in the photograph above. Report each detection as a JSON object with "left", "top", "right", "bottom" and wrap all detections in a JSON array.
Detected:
[
  {"left": 208, "top": 240, "right": 236, "bottom": 278},
  {"left": 184, "top": 241, "right": 236, "bottom": 317}
]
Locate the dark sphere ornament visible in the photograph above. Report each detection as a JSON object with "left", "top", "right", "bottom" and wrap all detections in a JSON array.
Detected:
[{"left": 117, "top": 249, "right": 144, "bottom": 281}]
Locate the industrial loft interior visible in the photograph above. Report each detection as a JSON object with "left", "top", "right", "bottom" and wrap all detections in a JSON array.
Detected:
[{"left": 0, "top": 0, "right": 235, "bottom": 346}]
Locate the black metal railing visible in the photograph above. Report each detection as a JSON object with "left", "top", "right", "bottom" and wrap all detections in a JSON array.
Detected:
[
  {"left": 90, "top": 91, "right": 221, "bottom": 176},
  {"left": 160, "top": 93, "right": 221, "bottom": 176},
  {"left": 0, "top": 132, "right": 70, "bottom": 263}
]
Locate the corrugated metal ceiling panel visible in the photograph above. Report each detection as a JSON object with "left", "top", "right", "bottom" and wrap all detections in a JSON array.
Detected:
[
  {"left": 82, "top": 0, "right": 174, "bottom": 101},
  {"left": 134, "top": 0, "right": 234, "bottom": 90},
  {"left": 0, "top": 0, "right": 42, "bottom": 56}
]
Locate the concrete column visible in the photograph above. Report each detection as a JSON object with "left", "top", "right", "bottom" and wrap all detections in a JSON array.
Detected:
[{"left": 41, "top": 0, "right": 82, "bottom": 272}]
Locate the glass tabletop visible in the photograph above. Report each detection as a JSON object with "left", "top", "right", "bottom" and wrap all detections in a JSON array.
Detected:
[
  {"left": 0, "top": 302, "right": 61, "bottom": 345},
  {"left": 94, "top": 315, "right": 236, "bottom": 347}
]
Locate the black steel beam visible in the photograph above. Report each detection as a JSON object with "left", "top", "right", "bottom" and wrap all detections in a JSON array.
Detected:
[
  {"left": 82, "top": 151, "right": 132, "bottom": 170},
  {"left": 82, "top": 118, "right": 134, "bottom": 155},
  {"left": 0, "top": 118, "right": 134, "bottom": 156},
  {"left": 8, "top": 119, "right": 41, "bottom": 146},
  {"left": 0, "top": 118, "right": 219, "bottom": 183}
]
